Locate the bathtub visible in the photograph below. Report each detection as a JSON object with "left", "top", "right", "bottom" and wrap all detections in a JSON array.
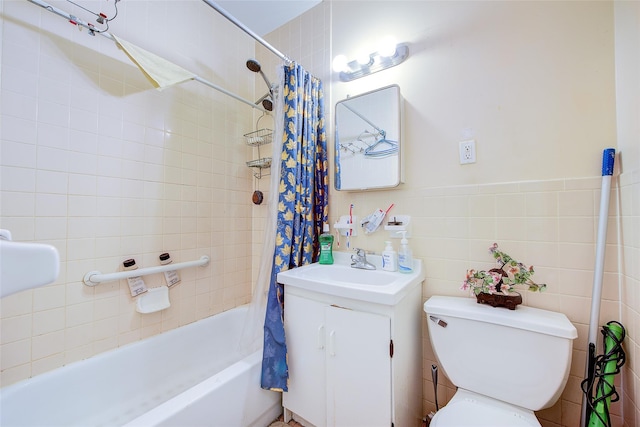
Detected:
[{"left": 0, "top": 305, "right": 282, "bottom": 427}]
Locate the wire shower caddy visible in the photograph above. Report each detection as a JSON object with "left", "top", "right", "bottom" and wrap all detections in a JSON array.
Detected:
[{"left": 245, "top": 128, "right": 273, "bottom": 179}]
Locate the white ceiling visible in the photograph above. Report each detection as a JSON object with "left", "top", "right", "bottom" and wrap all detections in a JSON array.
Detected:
[{"left": 215, "top": 0, "right": 322, "bottom": 36}]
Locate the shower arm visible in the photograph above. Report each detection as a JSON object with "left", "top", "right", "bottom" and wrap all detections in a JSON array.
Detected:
[
  {"left": 201, "top": 0, "right": 291, "bottom": 64},
  {"left": 26, "top": 0, "right": 268, "bottom": 113},
  {"left": 255, "top": 91, "right": 271, "bottom": 104},
  {"left": 257, "top": 71, "right": 274, "bottom": 94}
]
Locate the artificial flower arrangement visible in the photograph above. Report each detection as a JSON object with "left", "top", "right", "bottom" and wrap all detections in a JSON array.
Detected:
[{"left": 461, "top": 243, "right": 547, "bottom": 296}]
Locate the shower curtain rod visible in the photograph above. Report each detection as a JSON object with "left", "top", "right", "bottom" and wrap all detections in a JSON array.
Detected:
[
  {"left": 26, "top": 0, "right": 268, "bottom": 112},
  {"left": 200, "top": 0, "right": 291, "bottom": 64}
]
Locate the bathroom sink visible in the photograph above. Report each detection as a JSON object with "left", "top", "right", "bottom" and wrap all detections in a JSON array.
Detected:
[
  {"left": 0, "top": 230, "right": 60, "bottom": 298},
  {"left": 296, "top": 263, "right": 398, "bottom": 286},
  {"left": 277, "top": 251, "right": 424, "bottom": 305}
]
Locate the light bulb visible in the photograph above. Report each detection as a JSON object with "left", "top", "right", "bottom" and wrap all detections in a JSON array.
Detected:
[
  {"left": 357, "top": 52, "right": 372, "bottom": 66},
  {"left": 379, "top": 36, "right": 398, "bottom": 58},
  {"left": 332, "top": 55, "right": 348, "bottom": 73}
]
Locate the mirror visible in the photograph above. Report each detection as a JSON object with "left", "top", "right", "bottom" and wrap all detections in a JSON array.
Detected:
[{"left": 334, "top": 85, "right": 402, "bottom": 191}]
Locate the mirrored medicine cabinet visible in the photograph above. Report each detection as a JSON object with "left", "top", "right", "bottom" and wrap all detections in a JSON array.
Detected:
[{"left": 334, "top": 84, "right": 402, "bottom": 191}]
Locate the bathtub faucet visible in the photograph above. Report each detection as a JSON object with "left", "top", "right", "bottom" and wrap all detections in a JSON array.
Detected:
[{"left": 351, "top": 248, "right": 376, "bottom": 270}]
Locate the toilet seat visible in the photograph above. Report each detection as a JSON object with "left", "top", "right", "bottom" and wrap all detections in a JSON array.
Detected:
[{"left": 430, "top": 389, "right": 540, "bottom": 427}]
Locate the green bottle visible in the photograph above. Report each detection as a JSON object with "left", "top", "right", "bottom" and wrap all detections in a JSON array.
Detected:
[{"left": 319, "top": 224, "right": 334, "bottom": 264}]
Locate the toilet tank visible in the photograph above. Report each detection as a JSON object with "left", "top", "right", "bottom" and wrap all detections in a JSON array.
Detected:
[{"left": 424, "top": 296, "right": 577, "bottom": 411}]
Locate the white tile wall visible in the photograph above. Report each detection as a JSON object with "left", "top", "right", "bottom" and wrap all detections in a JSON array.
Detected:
[{"left": 1, "top": 0, "right": 258, "bottom": 387}]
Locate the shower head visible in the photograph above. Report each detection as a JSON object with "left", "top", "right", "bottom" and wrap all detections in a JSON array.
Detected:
[
  {"left": 246, "top": 59, "right": 261, "bottom": 73},
  {"left": 246, "top": 58, "right": 273, "bottom": 93},
  {"left": 255, "top": 91, "right": 273, "bottom": 111},
  {"left": 262, "top": 97, "right": 273, "bottom": 111}
]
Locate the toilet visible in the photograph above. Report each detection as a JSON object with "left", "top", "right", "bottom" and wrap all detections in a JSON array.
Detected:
[{"left": 423, "top": 295, "right": 578, "bottom": 426}]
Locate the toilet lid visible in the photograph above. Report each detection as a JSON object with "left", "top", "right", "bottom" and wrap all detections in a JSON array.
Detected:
[{"left": 431, "top": 395, "right": 540, "bottom": 427}]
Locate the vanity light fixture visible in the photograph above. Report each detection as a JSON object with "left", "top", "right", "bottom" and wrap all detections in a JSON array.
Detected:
[{"left": 333, "top": 38, "right": 409, "bottom": 82}]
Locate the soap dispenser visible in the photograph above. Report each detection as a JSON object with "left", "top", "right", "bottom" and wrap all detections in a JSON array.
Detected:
[
  {"left": 382, "top": 241, "right": 397, "bottom": 272},
  {"left": 398, "top": 231, "right": 413, "bottom": 273}
]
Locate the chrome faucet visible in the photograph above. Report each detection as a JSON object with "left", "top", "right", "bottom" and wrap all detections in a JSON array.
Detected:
[{"left": 351, "top": 248, "right": 376, "bottom": 270}]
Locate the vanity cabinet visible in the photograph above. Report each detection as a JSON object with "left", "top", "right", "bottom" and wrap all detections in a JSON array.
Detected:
[{"left": 282, "top": 277, "right": 422, "bottom": 427}]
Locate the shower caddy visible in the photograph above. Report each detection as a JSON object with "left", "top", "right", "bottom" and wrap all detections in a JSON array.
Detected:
[{"left": 245, "top": 128, "right": 273, "bottom": 179}]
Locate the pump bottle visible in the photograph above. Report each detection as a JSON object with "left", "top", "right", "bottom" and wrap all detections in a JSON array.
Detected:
[
  {"left": 398, "top": 231, "right": 413, "bottom": 273},
  {"left": 159, "top": 252, "right": 181, "bottom": 287},
  {"left": 122, "top": 259, "right": 148, "bottom": 296},
  {"left": 382, "top": 241, "right": 397, "bottom": 272}
]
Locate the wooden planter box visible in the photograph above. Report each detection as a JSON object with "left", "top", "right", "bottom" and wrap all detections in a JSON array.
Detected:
[{"left": 476, "top": 292, "right": 522, "bottom": 310}]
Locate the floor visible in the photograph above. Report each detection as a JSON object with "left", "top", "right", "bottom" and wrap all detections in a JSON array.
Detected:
[{"left": 268, "top": 414, "right": 304, "bottom": 427}]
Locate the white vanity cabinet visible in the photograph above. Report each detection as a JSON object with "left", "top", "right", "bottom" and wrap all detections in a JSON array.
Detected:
[
  {"left": 284, "top": 294, "right": 393, "bottom": 426},
  {"left": 280, "top": 256, "right": 423, "bottom": 427}
]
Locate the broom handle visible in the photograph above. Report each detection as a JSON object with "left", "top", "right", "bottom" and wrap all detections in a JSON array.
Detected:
[{"left": 581, "top": 148, "right": 615, "bottom": 427}]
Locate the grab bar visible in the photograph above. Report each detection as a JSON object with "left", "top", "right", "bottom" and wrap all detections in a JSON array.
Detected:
[{"left": 83, "top": 256, "right": 210, "bottom": 286}]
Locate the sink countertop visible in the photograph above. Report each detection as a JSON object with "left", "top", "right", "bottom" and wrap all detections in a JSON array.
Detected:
[{"left": 277, "top": 251, "right": 425, "bottom": 305}]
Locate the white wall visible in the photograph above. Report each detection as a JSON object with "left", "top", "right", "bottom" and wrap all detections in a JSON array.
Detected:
[
  {"left": 614, "top": 1, "right": 640, "bottom": 424},
  {"left": 268, "top": 1, "right": 634, "bottom": 426},
  {"left": 331, "top": 1, "right": 617, "bottom": 187}
]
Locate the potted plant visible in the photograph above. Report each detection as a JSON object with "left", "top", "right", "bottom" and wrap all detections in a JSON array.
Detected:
[{"left": 461, "top": 243, "right": 546, "bottom": 309}]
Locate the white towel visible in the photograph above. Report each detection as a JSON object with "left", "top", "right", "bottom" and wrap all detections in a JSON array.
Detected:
[{"left": 112, "top": 35, "right": 195, "bottom": 90}]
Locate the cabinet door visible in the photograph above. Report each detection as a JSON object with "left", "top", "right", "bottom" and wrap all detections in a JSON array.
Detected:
[
  {"left": 326, "top": 306, "right": 391, "bottom": 427},
  {"left": 283, "top": 294, "right": 327, "bottom": 427}
]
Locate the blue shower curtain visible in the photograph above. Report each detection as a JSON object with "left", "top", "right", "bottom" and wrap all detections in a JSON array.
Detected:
[{"left": 261, "top": 63, "right": 328, "bottom": 392}]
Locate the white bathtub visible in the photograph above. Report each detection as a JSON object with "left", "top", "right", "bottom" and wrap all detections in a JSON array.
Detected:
[{"left": 0, "top": 306, "right": 282, "bottom": 427}]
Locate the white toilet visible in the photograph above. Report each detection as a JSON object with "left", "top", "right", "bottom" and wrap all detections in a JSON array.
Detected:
[{"left": 423, "top": 295, "right": 578, "bottom": 426}]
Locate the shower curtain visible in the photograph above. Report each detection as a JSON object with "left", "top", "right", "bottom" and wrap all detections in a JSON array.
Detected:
[{"left": 261, "top": 62, "right": 328, "bottom": 392}]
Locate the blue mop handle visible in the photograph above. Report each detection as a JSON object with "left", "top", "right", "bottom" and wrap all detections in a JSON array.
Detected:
[{"left": 602, "top": 148, "right": 615, "bottom": 176}]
